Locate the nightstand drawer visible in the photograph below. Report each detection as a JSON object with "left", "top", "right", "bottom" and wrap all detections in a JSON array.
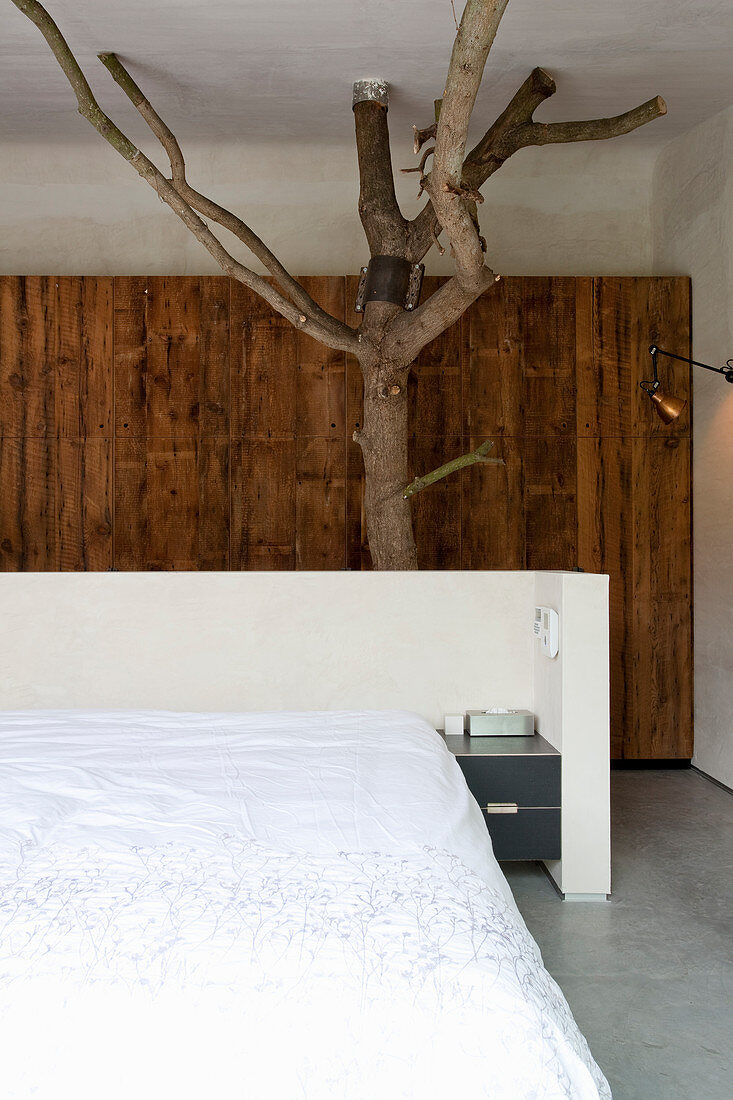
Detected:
[
  {"left": 455, "top": 753, "right": 560, "bottom": 808},
  {"left": 483, "top": 807, "right": 561, "bottom": 861}
]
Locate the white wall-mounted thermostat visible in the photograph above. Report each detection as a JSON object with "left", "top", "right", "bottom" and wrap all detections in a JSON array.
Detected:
[{"left": 534, "top": 605, "right": 559, "bottom": 659}]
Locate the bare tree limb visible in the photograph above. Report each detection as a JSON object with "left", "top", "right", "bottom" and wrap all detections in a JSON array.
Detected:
[
  {"left": 97, "top": 51, "right": 353, "bottom": 347},
  {"left": 408, "top": 67, "right": 554, "bottom": 258},
  {"left": 10, "top": 0, "right": 360, "bottom": 356},
  {"left": 98, "top": 51, "right": 186, "bottom": 180},
  {"left": 408, "top": 64, "right": 666, "bottom": 263},
  {"left": 400, "top": 145, "right": 434, "bottom": 177},
  {"left": 387, "top": 2, "right": 511, "bottom": 366},
  {"left": 407, "top": 67, "right": 551, "bottom": 259},
  {"left": 424, "top": 0, "right": 509, "bottom": 281},
  {"left": 403, "top": 438, "right": 503, "bottom": 499},
  {"left": 353, "top": 99, "right": 408, "bottom": 256},
  {"left": 10, "top": 0, "right": 137, "bottom": 160},
  {"left": 510, "top": 96, "right": 667, "bottom": 150}
]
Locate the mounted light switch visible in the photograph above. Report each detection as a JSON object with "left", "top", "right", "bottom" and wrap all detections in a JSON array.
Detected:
[{"left": 533, "top": 605, "right": 559, "bottom": 659}]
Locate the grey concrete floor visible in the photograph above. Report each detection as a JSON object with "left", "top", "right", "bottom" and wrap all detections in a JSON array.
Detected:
[{"left": 503, "top": 769, "right": 733, "bottom": 1100}]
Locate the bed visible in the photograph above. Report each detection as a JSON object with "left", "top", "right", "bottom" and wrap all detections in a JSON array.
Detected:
[{"left": 0, "top": 708, "right": 611, "bottom": 1099}]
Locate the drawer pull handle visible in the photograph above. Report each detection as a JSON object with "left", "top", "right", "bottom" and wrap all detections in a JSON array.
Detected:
[{"left": 485, "top": 802, "right": 519, "bottom": 814}]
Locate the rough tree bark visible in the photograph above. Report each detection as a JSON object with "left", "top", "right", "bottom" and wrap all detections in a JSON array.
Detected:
[{"left": 9, "top": 0, "right": 667, "bottom": 569}]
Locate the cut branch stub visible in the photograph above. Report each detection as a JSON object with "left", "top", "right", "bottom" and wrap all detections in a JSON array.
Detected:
[
  {"left": 413, "top": 122, "right": 437, "bottom": 155},
  {"left": 403, "top": 439, "right": 504, "bottom": 500},
  {"left": 353, "top": 79, "right": 389, "bottom": 109},
  {"left": 353, "top": 79, "right": 408, "bottom": 257}
]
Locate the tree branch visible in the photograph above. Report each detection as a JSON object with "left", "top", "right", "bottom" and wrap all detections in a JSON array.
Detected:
[
  {"left": 408, "top": 62, "right": 666, "bottom": 264},
  {"left": 98, "top": 51, "right": 186, "bottom": 180},
  {"left": 97, "top": 51, "right": 353, "bottom": 348},
  {"left": 510, "top": 96, "right": 667, "bottom": 150},
  {"left": 423, "top": 0, "right": 509, "bottom": 281},
  {"left": 462, "top": 66, "right": 556, "bottom": 183},
  {"left": 408, "top": 67, "right": 552, "bottom": 260},
  {"left": 10, "top": 0, "right": 360, "bottom": 356},
  {"left": 400, "top": 144, "right": 435, "bottom": 177},
  {"left": 353, "top": 96, "right": 408, "bottom": 256},
  {"left": 403, "top": 439, "right": 503, "bottom": 499}
]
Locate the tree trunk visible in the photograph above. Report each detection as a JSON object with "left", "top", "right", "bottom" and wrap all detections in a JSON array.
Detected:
[{"left": 357, "top": 357, "right": 417, "bottom": 571}]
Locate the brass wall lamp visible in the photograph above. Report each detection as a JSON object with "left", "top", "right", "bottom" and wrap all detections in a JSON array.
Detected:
[{"left": 641, "top": 345, "right": 733, "bottom": 423}]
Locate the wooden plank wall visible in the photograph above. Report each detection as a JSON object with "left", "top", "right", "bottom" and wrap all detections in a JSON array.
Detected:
[
  {"left": 0, "top": 274, "right": 691, "bottom": 759},
  {"left": 574, "top": 277, "right": 692, "bottom": 760},
  {"left": 0, "top": 277, "right": 113, "bottom": 570}
]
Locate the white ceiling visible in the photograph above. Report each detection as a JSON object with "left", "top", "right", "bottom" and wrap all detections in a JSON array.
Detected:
[{"left": 2, "top": 0, "right": 733, "bottom": 150}]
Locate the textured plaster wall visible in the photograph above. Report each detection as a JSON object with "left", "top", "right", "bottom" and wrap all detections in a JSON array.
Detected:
[
  {"left": 0, "top": 138, "right": 654, "bottom": 276},
  {"left": 0, "top": 571, "right": 535, "bottom": 721},
  {"left": 653, "top": 104, "right": 733, "bottom": 789}
]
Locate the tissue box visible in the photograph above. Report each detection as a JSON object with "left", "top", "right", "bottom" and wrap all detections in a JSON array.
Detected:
[{"left": 466, "top": 710, "right": 534, "bottom": 737}]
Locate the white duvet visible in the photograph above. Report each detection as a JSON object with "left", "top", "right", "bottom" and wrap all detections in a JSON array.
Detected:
[{"left": 0, "top": 709, "right": 610, "bottom": 1099}]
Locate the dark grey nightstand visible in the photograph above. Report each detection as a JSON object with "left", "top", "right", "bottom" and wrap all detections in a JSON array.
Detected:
[{"left": 441, "top": 732, "right": 561, "bottom": 861}]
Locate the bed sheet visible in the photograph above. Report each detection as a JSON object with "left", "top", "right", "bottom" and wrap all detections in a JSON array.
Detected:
[
  {"left": 0, "top": 709, "right": 610, "bottom": 1099},
  {"left": 0, "top": 709, "right": 512, "bottom": 903}
]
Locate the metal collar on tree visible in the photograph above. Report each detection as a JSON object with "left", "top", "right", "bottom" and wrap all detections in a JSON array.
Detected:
[{"left": 354, "top": 256, "right": 425, "bottom": 313}]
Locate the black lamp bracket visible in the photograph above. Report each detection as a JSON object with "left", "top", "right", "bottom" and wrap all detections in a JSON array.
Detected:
[
  {"left": 640, "top": 346, "right": 661, "bottom": 396},
  {"left": 642, "top": 344, "right": 733, "bottom": 393}
]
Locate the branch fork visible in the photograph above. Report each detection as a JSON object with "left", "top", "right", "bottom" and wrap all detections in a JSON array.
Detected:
[{"left": 407, "top": 47, "right": 666, "bottom": 264}]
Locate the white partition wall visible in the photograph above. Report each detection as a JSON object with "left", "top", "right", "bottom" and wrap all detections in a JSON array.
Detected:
[
  {"left": 534, "top": 571, "right": 611, "bottom": 900},
  {"left": 0, "top": 572, "right": 534, "bottom": 720},
  {"left": 0, "top": 570, "right": 609, "bottom": 896}
]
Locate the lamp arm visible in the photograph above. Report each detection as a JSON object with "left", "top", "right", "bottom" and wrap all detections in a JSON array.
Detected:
[{"left": 648, "top": 344, "right": 733, "bottom": 383}]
